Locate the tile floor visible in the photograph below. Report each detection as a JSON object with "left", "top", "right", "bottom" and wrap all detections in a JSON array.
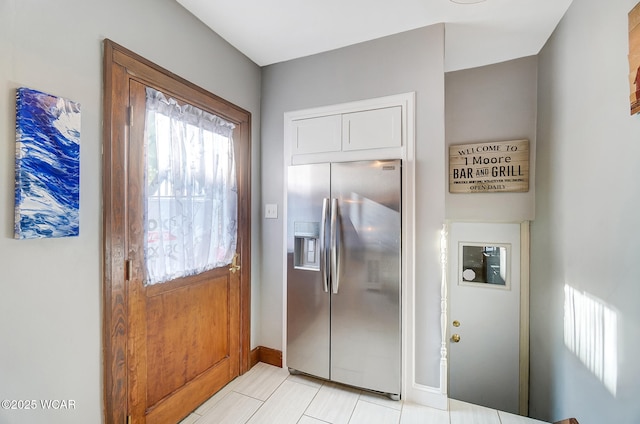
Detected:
[{"left": 180, "top": 362, "right": 549, "bottom": 424}]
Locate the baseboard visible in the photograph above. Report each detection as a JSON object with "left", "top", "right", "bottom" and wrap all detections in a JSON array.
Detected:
[
  {"left": 249, "top": 347, "right": 260, "bottom": 367},
  {"left": 405, "top": 382, "right": 448, "bottom": 410},
  {"left": 249, "top": 346, "right": 283, "bottom": 368}
]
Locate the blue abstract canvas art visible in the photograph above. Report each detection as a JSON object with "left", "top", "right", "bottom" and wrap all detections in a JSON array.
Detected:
[{"left": 15, "top": 87, "right": 81, "bottom": 239}]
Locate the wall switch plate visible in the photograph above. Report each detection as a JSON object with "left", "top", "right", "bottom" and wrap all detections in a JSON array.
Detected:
[{"left": 264, "top": 203, "right": 278, "bottom": 219}]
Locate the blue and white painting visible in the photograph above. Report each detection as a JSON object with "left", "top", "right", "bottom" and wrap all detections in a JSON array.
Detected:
[{"left": 15, "top": 87, "right": 81, "bottom": 239}]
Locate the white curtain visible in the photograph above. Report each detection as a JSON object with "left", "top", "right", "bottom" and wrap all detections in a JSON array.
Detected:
[{"left": 144, "top": 87, "right": 237, "bottom": 285}]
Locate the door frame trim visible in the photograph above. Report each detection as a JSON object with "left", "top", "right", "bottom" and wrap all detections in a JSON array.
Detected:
[
  {"left": 519, "top": 221, "right": 530, "bottom": 416},
  {"left": 101, "top": 39, "right": 252, "bottom": 424}
]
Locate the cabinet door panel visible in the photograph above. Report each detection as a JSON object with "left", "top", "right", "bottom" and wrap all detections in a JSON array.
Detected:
[
  {"left": 342, "top": 106, "right": 402, "bottom": 151},
  {"left": 292, "top": 115, "right": 342, "bottom": 155}
]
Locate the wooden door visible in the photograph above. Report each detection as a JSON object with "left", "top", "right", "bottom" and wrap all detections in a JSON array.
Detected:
[
  {"left": 126, "top": 80, "right": 239, "bottom": 423},
  {"left": 448, "top": 222, "right": 526, "bottom": 415},
  {"left": 103, "top": 40, "right": 252, "bottom": 424}
]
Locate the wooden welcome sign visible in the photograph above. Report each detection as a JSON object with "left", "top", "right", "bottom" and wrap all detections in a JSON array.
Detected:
[{"left": 449, "top": 139, "right": 529, "bottom": 193}]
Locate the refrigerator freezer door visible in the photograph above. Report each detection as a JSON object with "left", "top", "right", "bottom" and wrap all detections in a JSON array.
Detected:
[
  {"left": 330, "top": 160, "right": 402, "bottom": 395},
  {"left": 287, "top": 163, "right": 331, "bottom": 379}
]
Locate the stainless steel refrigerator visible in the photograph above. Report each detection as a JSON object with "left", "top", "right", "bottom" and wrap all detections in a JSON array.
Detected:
[{"left": 286, "top": 159, "right": 401, "bottom": 399}]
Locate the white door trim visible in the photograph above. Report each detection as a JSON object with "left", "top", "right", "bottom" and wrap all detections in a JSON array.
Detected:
[{"left": 519, "top": 221, "right": 530, "bottom": 416}]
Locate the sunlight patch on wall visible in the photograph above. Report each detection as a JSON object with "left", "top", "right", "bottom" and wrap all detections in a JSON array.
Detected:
[{"left": 564, "top": 284, "right": 618, "bottom": 396}]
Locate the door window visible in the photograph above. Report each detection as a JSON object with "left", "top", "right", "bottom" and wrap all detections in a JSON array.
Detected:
[
  {"left": 459, "top": 243, "right": 510, "bottom": 289},
  {"left": 144, "top": 87, "right": 237, "bottom": 285}
]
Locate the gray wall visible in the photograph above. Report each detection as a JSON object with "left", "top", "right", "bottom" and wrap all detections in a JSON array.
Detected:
[
  {"left": 531, "top": 0, "right": 640, "bottom": 422},
  {"left": 260, "top": 24, "right": 446, "bottom": 387},
  {"left": 445, "top": 56, "right": 538, "bottom": 221},
  {"left": 0, "top": 0, "right": 261, "bottom": 423},
  {"left": 7, "top": 0, "right": 640, "bottom": 421}
]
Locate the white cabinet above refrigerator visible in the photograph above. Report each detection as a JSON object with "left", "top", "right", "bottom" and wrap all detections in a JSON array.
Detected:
[{"left": 285, "top": 93, "right": 413, "bottom": 165}]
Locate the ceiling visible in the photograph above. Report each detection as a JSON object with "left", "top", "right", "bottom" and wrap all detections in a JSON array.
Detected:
[{"left": 176, "top": 0, "right": 573, "bottom": 72}]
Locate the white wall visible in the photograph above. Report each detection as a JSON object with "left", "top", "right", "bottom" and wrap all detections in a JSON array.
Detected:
[
  {"left": 531, "top": 0, "right": 640, "bottom": 422},
  {"left": 0, "top": 1, "right": 261, "bottom": 423},
  {"left": 260, "top": 25, "right": 446, "bottom": 388}
]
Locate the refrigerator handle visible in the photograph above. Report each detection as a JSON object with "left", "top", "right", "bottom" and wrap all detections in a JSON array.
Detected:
[
  {"left": 320, "top": 198, "right": 329, "bottom": 293},
  {"left": 330, "top": 198, "right": 340, "bottom": 294}
]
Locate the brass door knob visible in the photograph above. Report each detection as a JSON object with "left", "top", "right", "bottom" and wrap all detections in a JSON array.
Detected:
[
  {"left": 229, "top": 253, "right": 241, "bottom": 274},
  {"left": 451, "top": 334, "right": 461, "bottom": 343}
]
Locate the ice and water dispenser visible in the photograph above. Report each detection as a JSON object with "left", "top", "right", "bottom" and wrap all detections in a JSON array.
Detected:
[{"left": 293, "top": 221, "right": 321, "bottom": 270}]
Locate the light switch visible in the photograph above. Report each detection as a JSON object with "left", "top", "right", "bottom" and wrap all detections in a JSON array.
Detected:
[{"left": 265, "top": 203, "right": 278, "bottom": 219}]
